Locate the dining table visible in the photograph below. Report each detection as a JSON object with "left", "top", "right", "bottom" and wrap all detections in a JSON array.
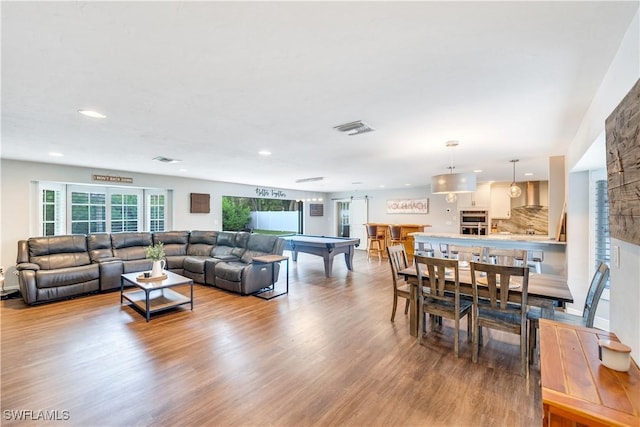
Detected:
[{"left": 398, "top": 264, "right": 574, "bottom": 337}]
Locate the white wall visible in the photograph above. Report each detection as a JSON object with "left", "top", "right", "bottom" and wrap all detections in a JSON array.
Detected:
[
  {"left": 0, "top": 159, "right": 328, "bottom": 287},
  {"left": 565, "top": 9, "right": 640, "bottom": 361},
  {"left": 327, "top": 186, "right": 461, "bottom": 235}
]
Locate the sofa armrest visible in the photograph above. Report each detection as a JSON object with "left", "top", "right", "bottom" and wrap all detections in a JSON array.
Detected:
[
  {"left": 17, "top": 263, "right": 40, "bottom": 271},
  {"left": 17, "top": 269, "right": 37, "bottom": 304},
  {"left": 96, "top": 259, "right": 124, "bottom": 291}
]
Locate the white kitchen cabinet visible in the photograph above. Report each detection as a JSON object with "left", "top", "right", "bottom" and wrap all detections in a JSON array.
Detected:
[
  {"left": 458, "top": 183, "right": 491, "bottom": 208},
  {"left": 490, "top": 183, "right": 511, "bottom": 219}
]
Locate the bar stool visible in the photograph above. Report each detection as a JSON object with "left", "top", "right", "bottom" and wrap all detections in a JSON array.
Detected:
[
  {"left": 414, "top": 241, "right": 435, "bottom": 257},
  {"left": 366, "top": 224, "right": 385, "bottom": 261},
  {"left": 487, "top": 248, "right": 528, "bottom": 267},
  {"left": 438, "top": 243, "right": 450, "bottom": 258},
  {"left": 521, "top": 251, "right": 543, "bottom": 273},
  {"left": 389, "top": 225, "right": 404, "bottom": 246}
]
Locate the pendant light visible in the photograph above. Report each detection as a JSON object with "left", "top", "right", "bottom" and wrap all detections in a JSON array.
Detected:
[
  {"left": 431, "top": 141, "right": 476, "bottom": 203},
  {"left": 509, "top": 159, "right": 522, "bottom": 198}
]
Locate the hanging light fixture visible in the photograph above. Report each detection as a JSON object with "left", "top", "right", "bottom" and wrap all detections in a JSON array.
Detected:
[
  {"left": 509, "top": 159, "right": 522, "bottom": 198},
  {"left": 431, "top": 141, "right": 476, "bottom": 203}
]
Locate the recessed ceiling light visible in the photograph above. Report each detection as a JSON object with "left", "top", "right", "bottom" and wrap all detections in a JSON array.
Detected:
[
  {"left": 524, "top": 172, "right": 534, "bottom": 176},
  {"left": 179, "top": 168, "right": 188, "bottom": 172},
  {"left": 405, "top": 183, "right": 412, "bottom": 186},
  {"left": 78, "top": 109, "right": 106, "bottom": 119},
  {"left": 379, "top": 185, "right": 385, "bottom": 188},
  {"left": 48, "top": 152, "right": 64, "bottom": 157},
  {"left": 474, "top": 169, "right": 483, "bottom": 173},
  {"left": 258, "top": 150, "right": 272, "bottom": 156}
]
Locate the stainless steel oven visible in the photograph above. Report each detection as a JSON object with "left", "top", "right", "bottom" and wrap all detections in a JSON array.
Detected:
[{"left": 460, "top": 210, "right": 488, "bottom": 235}]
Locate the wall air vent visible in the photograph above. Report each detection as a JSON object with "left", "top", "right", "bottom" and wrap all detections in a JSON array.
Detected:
[
  {"left": 296, "top": 177, "right": 324, "bottom": 183},
  {"left": 334, "top": 120, "right": 375, "bottom": 135},
  {"left": 152, "top": 156, "right": 182, "bottom": 164}
]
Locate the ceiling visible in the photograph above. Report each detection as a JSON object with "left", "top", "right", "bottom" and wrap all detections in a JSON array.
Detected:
[{"left": 2, "top": 1, "right": 637, "bottom": 193}]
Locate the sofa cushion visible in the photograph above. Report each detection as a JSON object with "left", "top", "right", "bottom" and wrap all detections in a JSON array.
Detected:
[
  {"left": 153, "top": 231, "right": 189, "bottom": 256},
  {"left": 215, "top": 262, "right": 246, "bottom": 282},
  {"left": 212, "top": 232, "right": 237, "bottom": 258},
  {"left": 36, "top": 264, "right": 99, "bottom": 289},
  {"left": 183, "top": 256, "right": 210, "bottom": 274},
  {"left": 187, "top": 231, "right": 218, "bottom": 256},
  {"left": 28, "top": 235, "right": 91, "bottom": 269},
  {"left": 87, "top": 233, "right": 114, "bottom": 261},
  {"left": 111, "top": 232, "right": 152, "bottom": 261},
  {"left": 189, "top": 230, "right": 218, "bottom": 245},
  {"left": 231, "top": 232, "right": 250, "bottom": 258},
  {"left": 241, "top": 234, "right": 279, "bottom": 263}
]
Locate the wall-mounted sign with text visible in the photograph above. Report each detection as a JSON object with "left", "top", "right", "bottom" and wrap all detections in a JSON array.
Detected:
[
  {"left": 255, "top": 187, "right": 287, "bottom": 198},
  {"left": 387, "top": 198, "right": 429, "bottom": 214},
  {"left": 92, "top": 174, "right": 133, "bottom": 184}
]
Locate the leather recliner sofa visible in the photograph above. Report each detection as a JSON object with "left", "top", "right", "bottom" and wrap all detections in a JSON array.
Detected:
[{"left": 16, "top": 230, "right": 285, "bottom": 305}]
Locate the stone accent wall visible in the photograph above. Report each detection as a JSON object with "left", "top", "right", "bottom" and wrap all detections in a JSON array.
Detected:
[{"left": 492, "top": 207, "right": 549, "bottom": 235}]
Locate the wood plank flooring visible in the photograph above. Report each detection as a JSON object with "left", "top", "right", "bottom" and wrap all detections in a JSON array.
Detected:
[{"left": 1, "top": 251, "right": 542, "bottom": 426}]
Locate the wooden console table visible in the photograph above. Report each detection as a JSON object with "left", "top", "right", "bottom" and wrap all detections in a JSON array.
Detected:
[{"left": 539, "top": 319, "right": 640, "bottom": 426}]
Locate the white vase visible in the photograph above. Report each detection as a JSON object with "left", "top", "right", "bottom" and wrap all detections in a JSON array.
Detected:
[{"left": 151, "top": 260, "right": 166, "bottom": 277}]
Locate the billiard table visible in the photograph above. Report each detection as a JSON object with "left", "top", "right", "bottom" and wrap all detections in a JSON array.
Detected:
[{"left": 280, "top": 235, "right": 361, "bottom": 277}]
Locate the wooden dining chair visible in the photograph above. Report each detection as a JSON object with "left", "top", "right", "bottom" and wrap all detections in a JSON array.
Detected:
[
  {"left": 470, "top": 261, "right": 530, "bottom": 376},
  {"left": 527, "top": 262, "right": 610, "bottom": 364},
  {"left": 387, "top": 244, "right": 411, "bottom": 322},
  {"left": 415, "top": 255, "right": 473, "bottom": 357},
  {"left": 366, "top": 224, "right": 386, "bottom": 261}
]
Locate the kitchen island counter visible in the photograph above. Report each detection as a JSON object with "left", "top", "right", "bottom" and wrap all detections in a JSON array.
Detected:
[{"left": 410, "top": 232, "right": 566, "bottom": 274}]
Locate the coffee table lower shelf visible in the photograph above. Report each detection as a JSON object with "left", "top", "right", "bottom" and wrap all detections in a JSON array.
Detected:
[{"left": 122, "top": 288, "right": 192, "bottom": 321}]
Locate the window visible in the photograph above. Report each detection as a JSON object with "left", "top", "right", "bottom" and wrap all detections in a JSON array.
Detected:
[
  {"left": 594, "top": 179, "right": 610, "bottom": 287},
  {"left": 148, "top": 192, "right": 166, "bottom": 232},
  {"left": 39, "top": 183, "right": 65, "bottom": 236},
  {"left": 110, "top": 191, "right": 141, "bottom": 232},
  {"left": 69, "top": 188, "right": 107, "bottom": 234},
  {"left": 38, "top": 183, "right": 169, "bottom": 236}
]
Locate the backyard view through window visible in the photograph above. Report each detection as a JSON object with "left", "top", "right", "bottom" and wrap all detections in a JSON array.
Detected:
[{"left": 222, "top": 196, "right": 299, "bottom": 235}]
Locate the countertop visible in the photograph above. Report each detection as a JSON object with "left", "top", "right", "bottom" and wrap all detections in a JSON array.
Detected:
[{"left": 410, "top": 232, "right": 566, "bottom": 245}]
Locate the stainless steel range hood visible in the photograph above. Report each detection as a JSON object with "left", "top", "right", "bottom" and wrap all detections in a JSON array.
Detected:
[{"left": 515, "top": 181, "right": 545, "bottom": 209}]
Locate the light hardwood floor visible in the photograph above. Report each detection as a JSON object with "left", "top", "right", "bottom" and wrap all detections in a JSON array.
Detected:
[{"left": 1, "top": 250, "right": 542, "bottom": 426}]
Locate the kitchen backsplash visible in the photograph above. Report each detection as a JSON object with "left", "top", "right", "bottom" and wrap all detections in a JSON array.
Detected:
[{"left": 492, "top": 206, "right": 549, "bottom": 235}]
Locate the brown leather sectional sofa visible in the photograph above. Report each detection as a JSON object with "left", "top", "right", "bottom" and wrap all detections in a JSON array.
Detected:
[{"left": 16, "top": 231, "right": 285, "bottom": 305}]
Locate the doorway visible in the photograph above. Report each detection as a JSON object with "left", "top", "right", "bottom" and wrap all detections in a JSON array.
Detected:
[{"left": 334, "top": 198, "right": 367, "bottom": 250}]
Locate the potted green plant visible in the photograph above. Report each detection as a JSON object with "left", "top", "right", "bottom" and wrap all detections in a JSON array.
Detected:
[{"left": 145, "top": 242, "right": 166, "bottom": 277}]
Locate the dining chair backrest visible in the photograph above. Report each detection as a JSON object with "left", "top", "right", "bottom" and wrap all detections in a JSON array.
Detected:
[
  {"left": 582, "top": 262, "right": 610, "bottom": 327},
  {"left": 486, "top": 248, "right": 528, "bottom": 267},
  {"left": 469, "top": 262, "right": 529, "bottom": 311},
  {"left": 449, "top": 245, "right": 483, "bottom": 263},
  {"left": 414, "top": 255, "right": 460, "bottom": 302},
  {"left": 387, "top": 244, "right": 409, "bottom": 286}
]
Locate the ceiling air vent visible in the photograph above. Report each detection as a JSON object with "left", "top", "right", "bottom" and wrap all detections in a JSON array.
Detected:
[
  {"left": 152, "top": 156, "right": 182, "bottom": 164},
  {"left": 334, "top": 120, "right": 375, "bottom": 136}
]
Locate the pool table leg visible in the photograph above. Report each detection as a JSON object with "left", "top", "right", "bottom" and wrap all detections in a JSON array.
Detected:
[
  {"left": 344, "top": 247, "right": 355, "bottom": 271},
  {"left": 323, "top": 254, "right": 334, "bottom": 278}
]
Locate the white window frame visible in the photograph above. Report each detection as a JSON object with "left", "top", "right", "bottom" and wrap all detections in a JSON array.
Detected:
[
  {"left": 37, "top": 182, "right": 171, "bottom": 235},
  {"left": 108, "top": 187, "right": 144, "bottom": 232},
  {"left": 145, "top": 189, "right": 168, "bottom": 232},
  {"left": 38, "top": 182, "right": 66, "bottom": 236}
]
